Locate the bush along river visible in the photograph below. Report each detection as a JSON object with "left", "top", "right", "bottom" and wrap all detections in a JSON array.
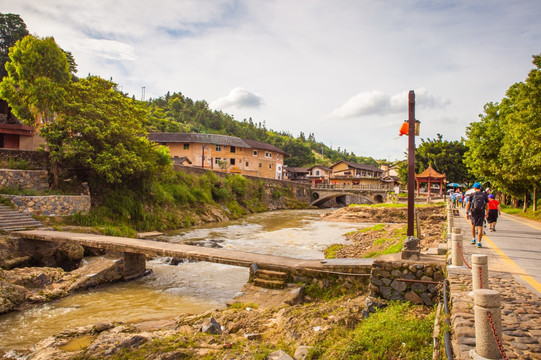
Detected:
[{"left": 0, "top": 209, "right": 367, "bottom": 354}]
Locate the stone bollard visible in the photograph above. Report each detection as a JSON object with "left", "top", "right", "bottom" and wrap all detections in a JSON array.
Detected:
[
  {"left": 470, "top": 289, "right": 503, "bottom": 360},
  {"left": 451, "top": 231, "right": 463, "bottom": 266},
  {"left": 472, "top": 254, "right": 489, "bottom": 291}
]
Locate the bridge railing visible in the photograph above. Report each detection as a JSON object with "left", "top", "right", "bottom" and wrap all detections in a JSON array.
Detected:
[{"left": 312, "top": 183, "right": 393, "bottom": 191}]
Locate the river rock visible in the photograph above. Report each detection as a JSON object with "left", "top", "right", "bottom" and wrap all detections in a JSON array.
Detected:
[
  {"left": 267, "top": 350, "right": 294, "bottom": 360},
  {"left": 200, "top": 317, "right": 222, "bottom": 334},
  {"left": 0, "top": 278, "right": 28, "bottom": 314},
  {"left": 54, "top": 242, "right": 84, "bottom": 271},
  {"left": 294, "top": 346, "right": 314, "bottom": 359}
]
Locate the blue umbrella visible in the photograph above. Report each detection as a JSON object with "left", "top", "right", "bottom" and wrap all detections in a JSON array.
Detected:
[{"left": 446, "top": 183, "right": 461, "bottom": 187}]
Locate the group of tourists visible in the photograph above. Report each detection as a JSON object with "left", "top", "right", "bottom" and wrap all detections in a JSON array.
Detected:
[{"left": 465, "top": 182, "right": 501, "bottom": 248}]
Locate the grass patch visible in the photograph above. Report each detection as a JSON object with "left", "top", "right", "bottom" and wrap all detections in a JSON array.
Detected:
[
  {"left": 501, "top": 204, "right": 541, "bottom": 222},
  {"left": 324, "top": 244, "right": 344, "bottom": 259},
  {"left": 346, "top": 223, "right": 385, "bottom": 236},
  {"left": 306, "top": 302, "right": 435, "bottom": 359}
]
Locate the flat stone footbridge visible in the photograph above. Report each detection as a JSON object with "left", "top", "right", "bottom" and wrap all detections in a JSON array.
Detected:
[{"left": 13, "top": 229, "right": 373, "bottom": 283}]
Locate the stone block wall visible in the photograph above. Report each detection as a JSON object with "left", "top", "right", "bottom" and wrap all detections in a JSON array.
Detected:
[
  {"left": 369, "top": 259, "right": 445, "bottom": 306},
  {"left": 1, "top": 194, "right": 91, "bottom": 216},
  {"left": 0, "top": 169, "right": 49, "bottom": 190},
  {"left": 0, "top": 149, "right": 48, "bottom": 169}
]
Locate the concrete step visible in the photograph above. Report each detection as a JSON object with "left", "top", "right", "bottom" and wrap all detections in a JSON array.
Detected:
[
  {"left": 0, "top": 204, "right": 43, "bottom": 232},
  {"left": 255, "top": 269, "right": 289, "bottom": 281},
  {"left": 253, "top": 278, "right": 286, "bottom": 289}
]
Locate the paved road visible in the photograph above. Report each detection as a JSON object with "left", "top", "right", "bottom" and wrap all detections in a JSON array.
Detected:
[{"left": 459, "top": 208, "right": 541, "bottom": 296}]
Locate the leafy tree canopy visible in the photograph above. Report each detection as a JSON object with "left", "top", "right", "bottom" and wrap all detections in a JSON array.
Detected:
[
  {"left": 398, "top": 134, "right": 472, "bottom": 185},
  {"left": 465, "top": 54, "right": 541, "bottom": 208},
  {"left": 0, "top": 35, "right": 71, "bottom": 124},
  {"left": 0, "top": 13, "right": 29, "bottom": 79}
]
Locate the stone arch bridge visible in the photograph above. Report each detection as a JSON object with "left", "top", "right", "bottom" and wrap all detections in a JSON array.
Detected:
[{"left": 310, "top": 185, "right": 390, "bottom": 207}]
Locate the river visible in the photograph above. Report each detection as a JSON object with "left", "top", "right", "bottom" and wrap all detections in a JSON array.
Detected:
[{"left": 0, "top": 209, "right": 365, "bottom": 352}]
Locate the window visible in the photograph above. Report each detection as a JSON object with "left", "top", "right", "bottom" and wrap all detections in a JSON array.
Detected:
[
  {"left": 268, "top": 164, "right": 272, "bottom": 169},
  {"left": 277, "top": 154, "right": 280, "bottom": 160},
  {"left": 315, "top": 170, "right": 320, "bottom": 176},
  {"left": 214, "top": 158, "right": 221, "bottom": 165},
  {"left": 245, "top": 161, "right": 249, "bottom": 167},
  {"left": 253, "top": 150, "right": 258, "bottom": 156},
  {"left": 265, "top": 152, "right": 272, "bottom": 158},
  {"left": 230, "top": 158, "right": 236, "bottom": 165},
  {"left": 259, "top": 163, "right": 262, "bottom": 168},
  {"left": 215, "top": 145, "right": 221, "bottom": 151},
  {"left": 183, "top": 144, "right": 189, "bottom": 150},
  {"left": 230, "top": 146, "right": 236, "bottom": 153}
]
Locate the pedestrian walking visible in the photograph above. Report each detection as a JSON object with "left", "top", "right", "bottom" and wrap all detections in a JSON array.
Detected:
[
  {"left": 487, "top": 194, "right": 501, "bottom": 231},
  {"left": 466, "top": 182, "right": 489, "bottom": 247}
]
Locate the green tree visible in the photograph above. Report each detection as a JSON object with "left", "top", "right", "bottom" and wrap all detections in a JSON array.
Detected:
[
  {"left": 465, "top": 54, "right": 541, "bottom": 211},
  {"left": 40, "top": 76, "right": 171, "bottom": 188},
  {"left": 0, "top": 35, "right": 71, "bottom": 124},
  {"left": 0, "top": 13, "right": 29, "bottom": 79},
  {"left": 416, "top": 134, "right": 471, "bottom": 183}
]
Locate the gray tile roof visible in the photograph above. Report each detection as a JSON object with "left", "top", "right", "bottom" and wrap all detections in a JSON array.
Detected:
[
  {"left": 333, "top": 160, "right": 383, "bottom": 173},
  {"left": 149, "top": 133, "right": 288, "bottom": 156},
  {"left": 149, "top": 132, "right": 250, "bottom": 148}
]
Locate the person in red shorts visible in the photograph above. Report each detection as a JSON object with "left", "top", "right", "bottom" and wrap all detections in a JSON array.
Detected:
[{"left": 487, "top": 194, "right": 501, "bottom": 232}]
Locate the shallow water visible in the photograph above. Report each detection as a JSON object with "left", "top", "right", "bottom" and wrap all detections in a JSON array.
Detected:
[{"left": 0, "top": 209, "right": 364, "bottom": 352}]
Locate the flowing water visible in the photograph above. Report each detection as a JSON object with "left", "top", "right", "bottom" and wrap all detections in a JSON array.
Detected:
[{"left": 0, "top": 209, "right": 365, "bottom": 352}]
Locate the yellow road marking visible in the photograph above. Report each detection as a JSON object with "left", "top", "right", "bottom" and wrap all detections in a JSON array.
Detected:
[
  {"left": 457, "top": 208, "right": 541, "bottom": 293},
  {"left": 500, "top": 213, "right": 541, "bottom": 231},
  {"left": 483, "top": 234, "right": 541, "bottom": 294}
]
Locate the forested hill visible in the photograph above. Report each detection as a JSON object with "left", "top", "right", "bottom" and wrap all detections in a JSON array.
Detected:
[{"left": 143, "top": 91, "right": 377, "bottom": 167}]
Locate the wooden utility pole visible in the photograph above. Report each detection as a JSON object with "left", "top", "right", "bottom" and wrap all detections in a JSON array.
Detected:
[{"left": 407, "top": 90, "right": 416, "bottom": 237}]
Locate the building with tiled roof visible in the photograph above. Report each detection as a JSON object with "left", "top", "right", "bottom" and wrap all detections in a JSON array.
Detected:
[
  {"left": 148, "top": 132, "right": 288, "bottom": 180},
  {"left": 329, "top": 160, "right": 385, "bottom": 186}
]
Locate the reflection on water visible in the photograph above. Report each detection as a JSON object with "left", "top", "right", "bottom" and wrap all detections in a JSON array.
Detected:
[{"left": 0, "top": 209, "right": 364, "bottom": 352}]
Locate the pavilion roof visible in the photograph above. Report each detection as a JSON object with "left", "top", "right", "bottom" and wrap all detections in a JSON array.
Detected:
[{"left": 415, "top": 166, "right": 446, "bottom": 179}]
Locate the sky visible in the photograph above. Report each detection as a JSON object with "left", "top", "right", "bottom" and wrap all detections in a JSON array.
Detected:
[{"left": 2, "top": 0, "right": 540, "bottom": 161}]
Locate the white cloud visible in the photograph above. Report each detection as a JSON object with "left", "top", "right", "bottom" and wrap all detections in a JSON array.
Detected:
[
  {"left": 76, "top": 39, "right": 137, "bottom": 61},
  {"left": 210, "top": 87, "right": 264, "bottom": 110},
  {"left": 2, "top": 0, "right": 540, "bottom": 159},
  {"left": 330, "top": 88, "right": 450, "bottom": 120}
]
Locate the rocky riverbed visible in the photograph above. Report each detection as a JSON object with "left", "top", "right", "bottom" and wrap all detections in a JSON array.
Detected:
[{"left": 0, "top": 205, "right": 444, "bottom": 359}]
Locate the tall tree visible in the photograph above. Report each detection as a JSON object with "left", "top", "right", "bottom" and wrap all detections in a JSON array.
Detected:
[
  {"left": 0, "top": 13, "right": 29, "bottom": 79},
  {"left": 40, "top": 76, "right": 171, "bottom": 188},
  {"left": 0, "top": 35, "right": 71, "bottom": 124}
]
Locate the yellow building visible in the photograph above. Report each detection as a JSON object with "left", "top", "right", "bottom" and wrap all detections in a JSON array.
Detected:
[
  {"left": 330, "top": 160, "right": 384, "bottom": 186},
  {"left": 148, "top": 133, "right": 288, "bottom": 180}
]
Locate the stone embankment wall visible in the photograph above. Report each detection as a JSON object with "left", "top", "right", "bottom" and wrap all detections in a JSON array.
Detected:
[
  {"left": 369, "top": 259, "right": 445, "bottom": 306},
  {"left": 0, "top": 149, "right": 48, "bottom": 169},
  {"left": 1, "top": 194, "right": 91, "bottom": 216},
  {"left": 174, "top": 165, "right": 312, "bottom": 205},
  {"left": 0, "top": 169, "right": 49, "bottom": 190}
]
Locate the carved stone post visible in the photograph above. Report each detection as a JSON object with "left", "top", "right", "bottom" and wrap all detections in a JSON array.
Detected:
[
  {"left": 470, "top": 289, "right": 503, "bottom": 360},
  {"left": 472, "top": 254, "right": 489, "bottom": 291},
  {"left": 451, "top": 229, "right": 463, "bottom": 267}
]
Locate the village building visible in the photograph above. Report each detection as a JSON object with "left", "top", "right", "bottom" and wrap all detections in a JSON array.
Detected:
[
  {"left": 329, "top": 160, "right": 387, "bottom": 188},
  {"left": 148, "top": 132, "right": 288, "bottom": 180},
  {"left": 306, "top": 165, "right": 331, "bottom": 186},
  {"left": 0, "top": 100, "right": 44, "bottom": 150},
  {"left": 283, "top": 167, "right": 310, "bottom": 182},
  {"left": 379, "top": 162, "right": 402, "bottom": 189}
]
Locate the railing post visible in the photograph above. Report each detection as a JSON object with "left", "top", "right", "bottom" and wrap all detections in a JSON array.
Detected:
[
  {"left": 472, "top": 254, "right": 489, "bottom": 291},
  {"left": 451, "top": 227, "right": 463, "bottom": 266},
  {"left": 471, "top": 289, "right": 503, "bottom": 360}
]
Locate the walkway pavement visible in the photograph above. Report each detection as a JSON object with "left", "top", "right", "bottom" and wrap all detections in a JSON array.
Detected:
[{"left": 447, "top": 208, "right": 541, "bottom": 360}]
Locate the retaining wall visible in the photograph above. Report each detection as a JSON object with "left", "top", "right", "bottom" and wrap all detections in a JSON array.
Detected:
[
  {"left": 1, "top": 194, "right": 91, "bottom": 216},
  {"left": 0, "top": 149, "right": 48, "bottom": 169},
  {"left": 0, "top": 169, "right": 49, "bottom": 190},
  {"left": 369, "top": 259, "right": 445, "bottom": 306},
  {"left": 174, "top": 165, "right": 312, "bottom": 204}
]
